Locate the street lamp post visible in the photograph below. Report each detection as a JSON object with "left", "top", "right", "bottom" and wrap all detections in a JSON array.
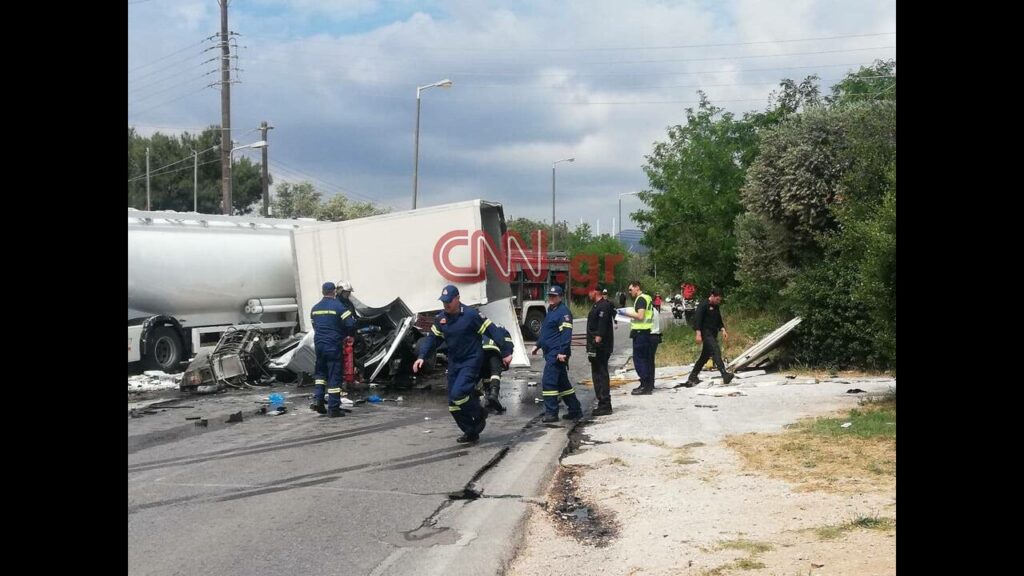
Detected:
[
  {"left": 412, "top": 78, "right": 453, "bottom": 209},
  {"left": 552, "top": 157, "right": 575, "bottom": 251},
  {"left": 227, "top": 140, "right": 267, "bottom": 215},
  {"left": 618, "top": 191, "right": 641, "bottom": 237}
]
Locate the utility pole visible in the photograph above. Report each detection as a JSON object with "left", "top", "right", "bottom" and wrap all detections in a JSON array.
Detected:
[
  {"left": 219, "top": 0, "right": 232, "bottom": 214},
  {"left": 260, "top": 121, "right": 273, "bottom": 216},
  {"left": 193, "top": 148, "right": 199, "bottom": 212},
  {"left": 146, "top": 147, "right": 151, "bottom": 211}
]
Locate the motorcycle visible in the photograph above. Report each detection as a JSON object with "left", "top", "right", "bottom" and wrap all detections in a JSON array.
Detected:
[
  {"left": 671, "top": 298, "right": 684, "bottom": 319},
  {"left": 671, "top": 295, "right": 697, "bottom": 324}
]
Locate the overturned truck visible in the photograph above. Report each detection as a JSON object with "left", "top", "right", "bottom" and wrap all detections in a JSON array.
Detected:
[{"left": 127, "top": 200, "right": 532, "bottom": 390}]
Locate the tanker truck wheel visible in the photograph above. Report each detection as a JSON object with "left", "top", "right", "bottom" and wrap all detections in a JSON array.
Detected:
[
  {"left": 143, "top": 327, "right": 184, "bottom": 373},
  {"left": 524, "top": 309, "right": 545, "bottom": 341}
]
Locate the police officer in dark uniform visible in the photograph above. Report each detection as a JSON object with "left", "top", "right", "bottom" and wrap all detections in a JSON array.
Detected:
[
  {"left": 684, "top": 288, "right": 734, "bottom": 386},
  {"left": 532, "top": 285, "right": 582, "bottom": 423},
  {"left": 587, "top": 288, "right": 616, "bottom": 416},
  {"left": 479, "top": 324, "right": 514, "bottom": 413},
  {"left": 310, "top": 281, "right": 357, "bottom": 417},
  {"left": 414, "top": 285, "right": 513, "bottom": 443}
]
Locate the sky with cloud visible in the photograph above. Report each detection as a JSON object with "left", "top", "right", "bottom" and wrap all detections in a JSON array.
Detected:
[{"left": 128, "top": 0, "right": 895, "bottom": 232}]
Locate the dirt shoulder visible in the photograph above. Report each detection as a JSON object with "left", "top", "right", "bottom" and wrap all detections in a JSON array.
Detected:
[{"left": 508, "top": 374, "right": 896, "bottom": 576}]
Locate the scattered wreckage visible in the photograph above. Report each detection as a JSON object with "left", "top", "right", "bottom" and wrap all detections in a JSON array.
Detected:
[{"left": 181, "top": 297, "right": 422, "bottom": 393}]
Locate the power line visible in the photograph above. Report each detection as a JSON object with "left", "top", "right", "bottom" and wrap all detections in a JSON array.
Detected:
[
  {"left": 128, "top": 143, "right": 266, "bottom": 184},
  {"left": 129, "top": 38, "right": 215, "bottom": 79},
  {"left": 840, "top": 81, "right": 897, "bottom": 99},
  {"left": 128, "top": 85, "right": 211, "bottom": 118},
  {"left": 454, "top": 74, "right": 893, "bottom": 90},
  {"left": 267, "top": 161, "right": 352, "bottom": 197},
  {"left": 128, "top": 145, "right": 220, "bottom": 183},
  {"left": 130, "top": 57, "right": 204, "bottom": 89},
  {"left": 128, "top": 123, "right": 215, "bottom": 132},
  {"left": 128, "top": 157, "right": 221, "bottom": 184},
  {"left": 128, "top": 73, "right": 211, "bottom": 106},
  {"left": 454, "top": 59, "right": 892, "bottom": 78},
  {"left": 571, "top": 45, "right": 895, "bottom": 66},
  {"left": 495, "top": 97, "right": 779, "bottom": 106},
  {"left": 252, "top": 41, "right": 893, "bottom": 69},
  {"left": 267, "top": 163, "right": 379, "bottom": 206},
  {"left": 129, "top": 59, "right": 214, "bottom": 95},
  {"left": 128, "top": 128, "right": 275, "bottom": 183},
  {"left": 252, "top": 31, "right": 895, "bottom": 54},
  {"left": 129, "top": 34, "right": 214, "bottom": 73},
  {"left": 268, "top": 159, "right": 383, "bottom": 206},
  {"left": 241, "top": 55, "right": 891, "bottom": 82},
  {"left": 437, "top": 46, "right": 897, "bottom": 72}
]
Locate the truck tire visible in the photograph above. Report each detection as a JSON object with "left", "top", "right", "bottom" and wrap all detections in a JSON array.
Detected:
[
  {"left": 524, "top": 309, "right": 545, "bottom": 341},
  {"left": 142, "top": 326, "right": 184, "bottom": 373}
]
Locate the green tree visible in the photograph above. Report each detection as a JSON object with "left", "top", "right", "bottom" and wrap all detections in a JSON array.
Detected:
[
  {"left": 505, "top": 217, "right": 569, "bottom": 251},
  {"left": 747, "top": 75, "right": 823, "bottom": 130},
  {"left": 736, "top": 101, "right": 896, "bottom": 304},
  {"left": 783, "top": 167, "right": 896, "bottom": 370},
  {"left": 635, "top": 92, "right": 758, "bottom": 291},
  {"left": 563, "top": 223, "right": 630, "bottom": 294},
  {"left": 127, "top": 126, "right": 262, "bottom": 214},
  {"left": 827, "top": 59, "right": 896, "bottom": 107},
  {"left": 317, "top": 193, "right": 390, "bottom": 221},
  {"left": 272, "top": 181, "right": 322, "bottom": 218}
]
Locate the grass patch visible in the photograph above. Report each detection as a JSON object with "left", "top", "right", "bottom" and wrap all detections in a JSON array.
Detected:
[
  {"left": 851, "top": 516, "right": 895, "bottom": 530},
  {"left": 672, "top": 445, "right": 699, "bottom": 465},
  {"left": 568, "top": 300, "right": 592, "bottom": 319},
  {"left": 655, "top": 307, "right": 786, "bottom": 368},
  {"left": 802, "top": 396, "right": 895, "bottom": 440},
  {"left": 629, "top": 437, "right": 669, "bottom": 448},
  {"left": 704, "top": 539, "right": 773, "bottom": 573},
  {"left": 814, "top": 525, "right": 846, "bottom": 540},
  {"left": 609, "top": 457, "right": 628, "bottom": 466},
  {"left": 724, "top": 400, "right": 896, "bottom": 494},
  {"left": 785, "top": 363, "right": 896, "bottom": 379},
  {"left": 814, "top": 516, "right": 896, "bottom": 540},
  {"left": 718, "top": 539, "right": 773, "bottom": 554},
  {"left": 732, "top": 558, "right": 766, "bottom": 570}
]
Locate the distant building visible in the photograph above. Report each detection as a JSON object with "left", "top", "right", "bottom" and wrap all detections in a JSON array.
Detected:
[{"left": 616, "top": 229, "right": 648, "bottom": 255}]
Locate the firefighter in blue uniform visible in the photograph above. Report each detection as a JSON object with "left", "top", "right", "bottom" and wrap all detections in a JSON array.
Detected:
[
  {"left": 310, "top": 281, "right": 357, "bottom": 417},
  {"left": 479, "top": 324, "right": 514, "bottom": 413},
  {"left": 414, "top": 285, "right": 514, "bottom": 443},
  {"left": 531, "top": 285, "right": 583, "bottom": 423}
]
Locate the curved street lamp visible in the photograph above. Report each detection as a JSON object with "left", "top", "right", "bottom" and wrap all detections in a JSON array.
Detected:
[
  {"left": 552, "top": 157, "right": 575, "bottom": 251},
  {"left": 412, "top": 79, "right": 453, "bottom": 209}
]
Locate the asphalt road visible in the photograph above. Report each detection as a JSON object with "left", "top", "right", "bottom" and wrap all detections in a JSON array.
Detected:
[{"left": 129, "top": 318, "right": 634, "bottom": 576}]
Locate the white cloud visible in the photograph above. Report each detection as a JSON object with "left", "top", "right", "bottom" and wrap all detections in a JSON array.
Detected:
[
  {"left": 129, "top": 0, "right": 896, "bottom": 222},
  {"left": 253, "top": 0, "right": 381, "bottom": 20}
]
